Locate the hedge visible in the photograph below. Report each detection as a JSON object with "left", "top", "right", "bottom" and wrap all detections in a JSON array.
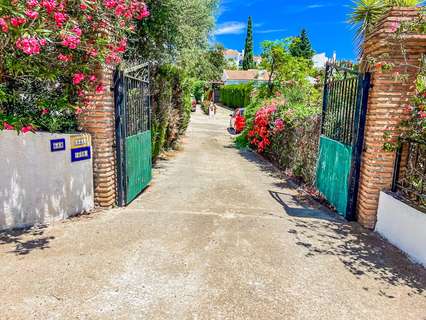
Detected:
[{"left": 220, "top": 83, "right": 253, "bottom": 108}]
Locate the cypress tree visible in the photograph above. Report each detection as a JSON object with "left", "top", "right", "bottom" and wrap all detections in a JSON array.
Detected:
[
  {"left": 289, "top": 29, "right": 315, "bottom": 60},
  {"left": 242, "top": 16, "right": 254, "bottom": 70}
]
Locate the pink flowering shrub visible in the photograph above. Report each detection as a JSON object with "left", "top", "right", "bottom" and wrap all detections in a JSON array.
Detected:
[{"left": 0, "top": 0, "right": 150, "bottom": 133}]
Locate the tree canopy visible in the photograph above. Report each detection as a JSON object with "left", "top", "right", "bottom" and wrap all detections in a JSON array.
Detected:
[
  {"left": 261, "top": 39, "right": 314, "bottom": 95},
  {"left": 127, "top": 0, "right": 220, "bottom": 80},
  {"left": 289, "top": 29, "right": 315, "bottom": 60}
]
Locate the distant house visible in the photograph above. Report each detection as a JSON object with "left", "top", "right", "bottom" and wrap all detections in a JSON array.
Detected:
[
  {"left": 253, "top": 56, "right": 262, "bottom": 67},
  {"left": 224, "top": 49, "right": 243, "bottom": 68},
  {"left": 312, "top": 52, "right": 337, "bottom": 69},
  {"left": 222, "top": 69, "right": 270, "bottom": 85}
]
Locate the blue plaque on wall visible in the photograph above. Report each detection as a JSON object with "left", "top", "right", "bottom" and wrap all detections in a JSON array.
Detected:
[
  {"left": 50, "top": 138, "right": 66, "bottom": 152},
  {"left": 71, "top": 146, "right": 91, "bottom": 162}
]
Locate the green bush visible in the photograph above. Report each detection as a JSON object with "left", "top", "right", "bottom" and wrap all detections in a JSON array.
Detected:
[
  {"left": 220, "top": 83, "right": 253, "bottom": 108},
  {"left": 192, "top": 80, "right": 206, "bottom": 102},
  {"left": 151, "top": 64, "right": 194, "bottom": 160}
]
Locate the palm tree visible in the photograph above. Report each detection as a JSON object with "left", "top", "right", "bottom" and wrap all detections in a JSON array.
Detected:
[{"left": 349, "top": 0, "right": 422, "bottom": 48}]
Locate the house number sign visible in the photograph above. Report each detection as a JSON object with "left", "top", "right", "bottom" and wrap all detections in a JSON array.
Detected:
[
  {"left": 71, "top": 146, "right": 91, "bottom": 162},
  {"left": 50, "top": 138, "right": 66, "bottom": 152},
  {"left": 70, "top": 134, "right": 90, "bottom": 149}
]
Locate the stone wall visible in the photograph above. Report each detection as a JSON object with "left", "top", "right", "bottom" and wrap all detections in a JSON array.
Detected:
[{"left": 78, "top": 65, "right": 117, "bottom": 208}]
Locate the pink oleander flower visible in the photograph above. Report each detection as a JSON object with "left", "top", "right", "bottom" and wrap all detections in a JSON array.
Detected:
[
  {"left": 54, "top": 12, "right": 67, "bottom": 27},
  {"left": 16, "top": 37, "right": 41, "bottom": 55},
  {"left": 75, "top": 107, "right": 83, "bottom": 115},
  {"left": 0, "top": 18, "right": 8, "bottom": 33},
  {"left": 418, "top": 111, "right": 426, "bottom": 119},
  {"left": 389, "top": 22, "right": 400, "bottom": 33},
  {"left": 3, "top": 122, "right": 14, "bottom": 130},
  {"left": 21, "top": 125, "right": 34, "bottom": 133},
  {"left": 274, "top": 119, "right": 285, "bottom": 131},
  {"left": 89, "top": 75, "right": 97, "bottom": 82},
  {"left": 41, "top": 108, "right": 49, "bottom": 115},
  {"left": 41, "top": 0, "right": 57, "bottom": 13},
  {"left": 58, "top": 53, "right": 72, "bottom": 61},
  {"left": 88, "top": 48, "right": 98, "bottom": 57},
  {"left": 72, "top": 26, "right": 82, "bottom": 37},
  {"left": 104, "top": 0, "right": 117, "bottom": 9},
  {"left": 11, "top": 17, "right": 27, "bottom": 27},
  {"left": 61, "top": 35, "right": 80, "bottom": 49},
  {"left": 115, "top": 4, "right": 126, "bottom": 16},
  {"left": 26, "top": 0, "right": 39, "bottom": 7},
  {"left": 136, "top": 5, "right": 150, "bottom": 20},
  {"left": 105, "top": 51, "right": 121, "bottom": 64},
  {"left": 39, "top": 38, "right": 47, "bottom": 46},
  {"left": 25, "top": 10, "right": 39, "bottom": 19},
  {"left": 72, "top": 72, "right": 85, "bottom": 85},
  {"left": 80, "top": 3, "right": 88, "bottom": 10},
  {"left": 116, "top": 38, "right": 127, "bottom": 52},
  {"left": 95, "top": 84, "right": 105, "bottom": 94}
]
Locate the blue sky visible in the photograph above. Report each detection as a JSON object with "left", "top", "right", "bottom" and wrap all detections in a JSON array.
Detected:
[{"left": 214, "top": 0, "right": 357, "bottom": 61}]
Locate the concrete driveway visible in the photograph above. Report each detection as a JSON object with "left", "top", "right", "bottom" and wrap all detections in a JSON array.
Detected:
[{"left": 1, "top": 106, "right": 425, "bottom": 320}]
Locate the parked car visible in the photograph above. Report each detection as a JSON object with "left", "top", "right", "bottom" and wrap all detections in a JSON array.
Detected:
[
  {"left": 229, "top": 108, "right": 245, "bottom": 134},
  {"left": 191, "top": 98, "right": 197, "bottom": 112}
]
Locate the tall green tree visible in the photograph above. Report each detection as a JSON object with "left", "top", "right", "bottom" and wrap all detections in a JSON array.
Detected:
[
  {"left": 242, "top": 16, "right": 254, "bottom": 70},
  {"left": 289, "top": 29, "right": 315, "bottom": 60}
]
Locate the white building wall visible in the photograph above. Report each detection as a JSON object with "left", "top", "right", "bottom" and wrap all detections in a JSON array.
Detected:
[
  {"left": 376, "top": 192, "right": 426, "bottom": 267},
  {"left": 0, "top": 131, "right": 94, "bottom": 230}
]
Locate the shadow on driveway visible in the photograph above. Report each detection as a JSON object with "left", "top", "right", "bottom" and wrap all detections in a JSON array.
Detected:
[
  {"left": 0, "top": 225, "right": 54, "bottom": 256},
  {"left": 236, "top": 146, "right": 426, "bottom": 299}
]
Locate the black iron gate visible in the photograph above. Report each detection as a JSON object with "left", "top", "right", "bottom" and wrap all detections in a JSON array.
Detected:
[
  {"left": 114, "top": 63, "right": 152, "bottom": 206},
  {"left": 316, "top": 62, "right": 371, "bottom": 220}
]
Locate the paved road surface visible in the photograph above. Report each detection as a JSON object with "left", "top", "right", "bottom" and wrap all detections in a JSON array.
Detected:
[{"left": 1, "top": 106, "right": 425, "bottom": 319}]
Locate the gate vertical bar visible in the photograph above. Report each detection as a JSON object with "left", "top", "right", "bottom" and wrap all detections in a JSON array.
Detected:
[
  {"left": 321, "top": 63, "right": 330, "bottom": 135},
  {"left": 346, "top": 72, "right": 371, "bottom": 220},
  {"left": 114, "top": 69, "right": 126, "bottom": 207}
]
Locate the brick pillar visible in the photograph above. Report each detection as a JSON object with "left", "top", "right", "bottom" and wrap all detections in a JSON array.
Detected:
[
  {"left": 357, "top": 8, "right": 426, "bottom": 229},
  {"left": 78, "top": 65, "right": 117, "bottom": 208}
]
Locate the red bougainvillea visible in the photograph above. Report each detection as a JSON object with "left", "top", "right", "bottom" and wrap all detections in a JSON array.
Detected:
[
  {"left": 234, "top": 113, "right": 246, "bottom": 134},
  {"left": 248, "top": 104, "right": 285, "bottom": 153}
]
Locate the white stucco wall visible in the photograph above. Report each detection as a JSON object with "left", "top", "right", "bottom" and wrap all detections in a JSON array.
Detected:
[
  {"left": 376, "top": 192, "right": 426, "bottom": 267},
  {"left": 0, "top": 131, "right": 94, "bottom": 230}
]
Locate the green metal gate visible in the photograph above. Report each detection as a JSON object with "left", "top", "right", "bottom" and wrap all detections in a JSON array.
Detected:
[
  {"left": 114, "top": 63, "right": 152, "bottom": 206},
  {"left": 316, "top": 62, "right": 371, "bottom": 220}
]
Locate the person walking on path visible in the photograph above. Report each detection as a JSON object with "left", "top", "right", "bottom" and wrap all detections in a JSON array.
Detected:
[{"left": 209, "top": 103, "right": 216, "bottom": 120}]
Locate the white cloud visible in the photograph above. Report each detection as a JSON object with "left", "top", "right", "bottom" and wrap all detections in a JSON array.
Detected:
[
  {"left": 214, "top": 22, "right": 246, "bottom": 35},
  {"left": 307, "top": 4, "right": 326, "bottom": 9},
  {"left": 256, "top": 28, "right": 287, "bottom": 34}
]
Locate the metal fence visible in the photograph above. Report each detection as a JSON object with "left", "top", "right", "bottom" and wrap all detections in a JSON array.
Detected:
[
  {"left": 392, "top": 140, "right": 426, "bottom": 211},
  {"left": 321, "top": 63, "right": 367, "bottom": 146}
]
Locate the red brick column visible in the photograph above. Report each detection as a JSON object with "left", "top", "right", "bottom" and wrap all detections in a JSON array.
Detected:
[
  {"left": 357, "top": 8, "right": 426, "bottom": 228},
  {"left": 78, "top": 65, "right": 117, "bottom": 208}
]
